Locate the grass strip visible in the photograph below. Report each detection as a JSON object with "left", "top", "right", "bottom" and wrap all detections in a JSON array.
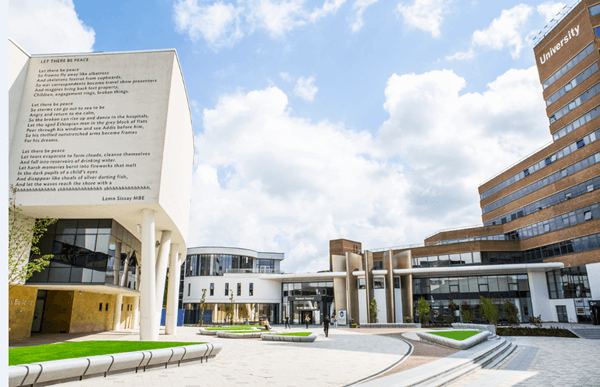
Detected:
[
  {"left": 9, "top": 341, "right": 201, "bottom": 366},
  {"left": 204, "top": 327, "right": 257, "bottom": 331},
  {"left": 428, "top": 330, "right": 479, "bottom": 340},
  {"left": 274, "top": 332, "right": 313, "bottom": 337}
]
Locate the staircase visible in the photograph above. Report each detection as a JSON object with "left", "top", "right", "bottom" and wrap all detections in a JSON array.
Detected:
[{"left": 571, "top": 328, "right": 600, "bottom": 339}]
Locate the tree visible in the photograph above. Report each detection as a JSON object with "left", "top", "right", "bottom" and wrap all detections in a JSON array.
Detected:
[
  {"left": 369, "top": 298, "right": 379, "bottom": 323},
  {"left": 460, "top": 302, "right": 473, "bottom": 323},
  {"left": 8, "top": 186, "right": 56, "bottom": 289},
  {"left": 445, "top": 297, "right": 459, "bottom": 325},
  {"left": 224, "top": 291, "right": 235, "bottom": 325},
  {"left": 199, "top": 289, "right": 207, "bottom": 326},
  {"left": 503, "top": 299, "right": 520, "bottom": 327},
  {"left": 416, "top": 297, "right": 430, "bottom": 325},
  {"left": 479, "top": 296, "right": 499, "bottom": 326}
]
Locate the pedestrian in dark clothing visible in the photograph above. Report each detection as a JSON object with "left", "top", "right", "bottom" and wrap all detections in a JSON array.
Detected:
[
  {"left": 305, "top": 315, "right": 310, "bottom": 329},
  {"left": 322, "top": 315, "right": 330, "bottom": 337},
  {"left": 285, "top": 315, "right": 290, "bottom": 329}
]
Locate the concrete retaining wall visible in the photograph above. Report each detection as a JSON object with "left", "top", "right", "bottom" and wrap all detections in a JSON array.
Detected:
[
  {"left": 417, "top": 331, "right": 490, "bottom": 350},
  {"left": 452, "top": 323, "right": 496, "bottom": 336},
  {"left": 9, "top": 343, "right": 222, "bottom": 387},
  {"left": 359, "top": 323, "right": 421, "bottom": 329}
]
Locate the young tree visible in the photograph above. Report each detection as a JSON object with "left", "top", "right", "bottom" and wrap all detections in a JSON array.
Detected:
[
  {"left": 199, "top": 289, "right": 207, "bottom": 326},
  {"left": 446, "top": 297, "right": 459, "bottom": 325},
  {"left": 503, "top": 299, "right": 520, "bottom": 327},
  {"left": 460, "top": 302, "right": 473, "bottom": 323},
  {"left": 479, "top": 296, "right": 499, "bottom": 326},
  {"left": 224, "top": 291, "right": 235, "bottom": 325},
  {"left": 8, "top": 186, "right": 57, "bottom": 289},
  {"left": 369, "top": 298, "right": 379, "bottom": 323},
  {"left": 416, "top": 297, "right": 430, "bottom": 325}
]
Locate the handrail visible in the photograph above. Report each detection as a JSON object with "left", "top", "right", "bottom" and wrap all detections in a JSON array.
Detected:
[{"left": 533, "top": 0, "right": 583, "bottom": 48}]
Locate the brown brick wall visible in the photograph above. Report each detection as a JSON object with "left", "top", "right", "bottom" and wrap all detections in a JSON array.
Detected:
[
  {"left": 519, "top": 218, "right": 600, "bottom": 250},
  {"left": 329, "top": 239, "right": 362, "bottom": 269},
  {"left": 544, "top": 249, "right": 600, "bottom": 267},
  {"left": 69, "top": 291, "right": 115, "bottom": 333},
  {"left": 425, "top": 225, "right": 505, "bottom": 243},
  {"left": 408, "top": 241, "right": 521, "bottom": 258},
  {"left": 8, "top": 285, "right": 37, "bottom": 340}
]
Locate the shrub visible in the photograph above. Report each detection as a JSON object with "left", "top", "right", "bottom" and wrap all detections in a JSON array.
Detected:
[
  {"left": 370, "top": 298, "right": 379, "bottom": 323},
  {"left": 528, "top": 315, "right": 543, "bottom": 328},
  {"left": 503, "top": 299, "right": 520, "bottom": 327},
  {"left": 403, "top": 317, "right": 412, "bottom": 323},
  {"left": 416, "top": 297, "right": 430, "bottom": 325},
  {"left": 460, "top": 302, "right": 473, "bottom": 323},
  {"left": 497, "top": 326, "right": 577, "bottom": 338}
]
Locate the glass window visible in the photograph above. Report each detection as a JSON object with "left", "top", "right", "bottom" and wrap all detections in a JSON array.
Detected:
[
  {"left": 592, "top": 5, "right": 600, "bottom": 17},
  {"left": 358, "top": 278, "right": 366, "bottom": 289},
  {"left": 210, "top": 283, "right": 214, "bottom": 296},
  {"left": 595, "top": 26, "right": 600, "bottom": 38},
  {"left": 393, "top": 277, "right": 400, "bottom": 289},
  {"left": 225, "top": 283, "right": 229, "bottom": 296},
  {"left": 373, "top": 277, "right": 385, "bottom": 289},
  {"left": 249, "top": 283, "right": 254, "bottom": 296},
  {"left": 237, "top": 282, "right": 242, "bottom": 296}
]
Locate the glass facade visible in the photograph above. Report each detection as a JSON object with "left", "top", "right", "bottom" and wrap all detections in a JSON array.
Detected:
[
  {"left": 413, "top": 274, "right": 532, "bottom": 324},
  {"left": 549, "top": 82, "right": 600, "bottom": 123},
  {"left": 546, "top": 265, "right": 591, "bottom": 299},
  {"left": 542, "top": 43, "right": 594, "bottom": 90},
  {"left": 282, "top": 282, "right": 334, "bottom": 324},
  {"left": 27, "top": 219, "right": 140, "bottom": 290},
  {"left": 185, "top": 254, "right": 275, "bottom": 275},
  {"left": 183, "top": 303, "right": 278, "bottom": 325},
  {"left": 546, "top": 62, "right": 598, "bottom": 107}
]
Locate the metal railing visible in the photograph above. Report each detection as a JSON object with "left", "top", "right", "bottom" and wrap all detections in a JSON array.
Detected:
[
  {"left": 225, "top": 268, "right": 283, "bottom": 274},
  {"left": 533, "top": 0, "right": 583, "bottom": 47}
]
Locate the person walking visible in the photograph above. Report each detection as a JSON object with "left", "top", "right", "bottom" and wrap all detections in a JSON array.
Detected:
[
  {"left": 322, "top": 315, "right": 330, "bottom": 337},
  {"left": 285, "top": 315, "right": 290, "bottom": 329},
  {"left": 305, "top": 315, "right": 310, "bottom": 329},
  {"left": 333, "top": 315, "right": 338, "bottom": 328}
]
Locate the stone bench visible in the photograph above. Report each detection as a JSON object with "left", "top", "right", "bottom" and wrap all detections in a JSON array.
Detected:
[
  {"left": 417, "top": 330, "right": 490, "bottom": 350},
  {"left": 217, "top": 330, "right": 280, "bottom": 339},
  {"left": 199, "top": 327, "right": 260, "bottom": 335},
  {"left": 9, "top": 342, "right": 222, "bottom": 387},
  {"left": 359, "top": 323, "right": 422, "bottom": 329},
  {"left": 261, "top": 333, "right": 317, "bottom": 342}
]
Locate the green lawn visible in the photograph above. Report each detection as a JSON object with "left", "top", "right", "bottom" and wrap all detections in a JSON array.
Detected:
[
  {"left": 428, "top": 330, "right": 480, "bottom": 340},
  {"left": 274, "top": 332, "right": 313, "bottom": 337},
  {"left": 220, "top": 330, "right": 267, "bottom": 333},
  {"left": 9, "top": 341, "right": 201, "bottom": 366}
]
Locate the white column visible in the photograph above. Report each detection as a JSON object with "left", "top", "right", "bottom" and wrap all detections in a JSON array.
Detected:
[
  {"left": 140, "top": 208, "right": 158, "bottom": 341},
  {"left": 155, "top": 231, "right": 172, "bottom": 327},
  {"left": 113, "top": 243, "right": 122, "bottom": 286},
  {"left": 165, "top": 244, "right": 180, "bottom": 335},
  {"left": 113, "top": 294, "right": 123, "bottom": 331},
  {"left": 133, "top": 296, "right": 140, "bottom": 329}
]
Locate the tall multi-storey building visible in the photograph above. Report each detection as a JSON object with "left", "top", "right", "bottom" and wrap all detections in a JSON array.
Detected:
[{"left": 328, "top": 0, "right": 600, "bottom": 327}]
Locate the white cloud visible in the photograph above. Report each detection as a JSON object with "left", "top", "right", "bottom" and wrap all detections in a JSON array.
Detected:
[
  {"left": 174, "top": 0, "right": 347, "bottom": 48},
  {"left": 537, "top": 1, "right": 566, "bottom": 24},
  {"left": 396, "top": 0, "right": 451, "bottom": 38},
  {"left": 294, "top": 75, "right": 319, "bottom": 101},
  {"left": 174, "top": 0, "right": 244, "bottom": 48},
  {"left": 191, "top": 66, "right": 549, "bottom": 272},
  {"left": 445, "top": 48, "right": 475, "bottom": 61},
  {"left": 279, "top": 72, "right": 295, "bottom": 82},
  {"left": 349, "top": 0, "right": 379, "bottom": 32},
  {"left": 471, "top": 4, "right": 534, "bottom": 59},
  {"left": 9, "top": 0, "right": 95, "bottom": 54}
]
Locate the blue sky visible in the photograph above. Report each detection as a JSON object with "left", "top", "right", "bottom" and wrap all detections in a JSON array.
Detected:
[{"left": 9, "top": 0, "right": 576, "bottom": 272}]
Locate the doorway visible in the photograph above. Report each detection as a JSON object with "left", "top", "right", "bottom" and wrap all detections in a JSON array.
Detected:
[{"left": 31, "top": 290, "right": 47, "bottom": 333}]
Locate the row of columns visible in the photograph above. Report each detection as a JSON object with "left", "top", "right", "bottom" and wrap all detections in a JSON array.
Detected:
[{"left": 111, "top": 208, "right": 186, "bottom": 340}]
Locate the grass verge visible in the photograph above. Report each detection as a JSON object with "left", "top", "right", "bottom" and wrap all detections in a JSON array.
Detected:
[
  {"left": 9, "top": 341, "right": 201, "bottom": 366},
  {"left": 428, "top": 330, "right": 479, "bottom": 340},
  {"left": 274, "top": 332, "right": 313, "bottom": 337}
]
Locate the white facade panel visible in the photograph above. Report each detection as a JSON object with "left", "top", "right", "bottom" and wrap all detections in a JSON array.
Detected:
[
  {"left": 587, "top": 263, "right": 600, "bottom": 300},
  {"left": 394, "top": 288, "right": 403, "bottom": 323},
  {"left": 184, "top": 275, "right": 281, "bottom": 305},
  {"left": 373, "top": 288, "right": 388, "bottom": 324},
  {"left": 528, "top": 270, "right": 554, "bottom": 322},
  {"left": 549, "top": 299, "right": 577, "bottom": 323},
  {"left": 358, "top": 288, "right": 367, "bottom": 324}
]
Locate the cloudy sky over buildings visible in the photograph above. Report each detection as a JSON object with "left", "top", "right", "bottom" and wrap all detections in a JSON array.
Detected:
[{"left": 9, "top": 0, "right": 575, "bottom": 273}]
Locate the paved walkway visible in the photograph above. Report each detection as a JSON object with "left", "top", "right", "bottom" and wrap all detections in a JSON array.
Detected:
[
  {"left": 13, "top": 326, "right": 412, "bottom": 387},
  {"left": 447, "top": 336, "right": 600, "bottom": 387}
]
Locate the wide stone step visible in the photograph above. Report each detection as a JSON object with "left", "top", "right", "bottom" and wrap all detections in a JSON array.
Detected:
[{"left": 571, "top": 329, "right": 600, "bottom": 339}]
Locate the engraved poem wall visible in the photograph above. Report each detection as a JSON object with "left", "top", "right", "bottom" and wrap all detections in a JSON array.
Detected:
[{"left": 10, "top": 51, "right": 175, "bottom": 206}]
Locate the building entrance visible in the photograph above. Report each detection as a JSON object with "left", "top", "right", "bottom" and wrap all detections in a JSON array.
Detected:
[{"left": 289, "top": 295, "right": 333, "bottom": 325}]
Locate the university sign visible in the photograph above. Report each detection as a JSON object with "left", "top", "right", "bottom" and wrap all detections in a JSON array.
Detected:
[{"left": 539, "top": 25, "right": 580, "bottom": 65}]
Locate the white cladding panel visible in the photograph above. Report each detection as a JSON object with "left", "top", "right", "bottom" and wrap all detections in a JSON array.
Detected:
[
  {"left": 9, "top": 40, "right": 30, "bottom": 146},
  {"left": 549, "top": 299, "right": 577, "bottom": 323},
  {"left": 528, "top": 270, "right": 553, "bottom": 321},
  {"left": 587, "top": 263, "right": 600, "bottom": 300},
  {"left": 358, "top": 288, "right": 367, "bottom": 324},
  {"left": 10, "top": 51, "right": 174, "bottom": 206},
  {"left": 184, "top": 275, "right": 281, "bottom": 304},
  {"left": 373, "top": 288, "right": 388, "bottom": 324},
  {"left": 394, "top": 288, "right": 403, "bottom": 323}
]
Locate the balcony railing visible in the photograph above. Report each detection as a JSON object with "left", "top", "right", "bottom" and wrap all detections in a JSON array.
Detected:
[{"left": 225, "top": 268, "right": 283, "bottom": 274}]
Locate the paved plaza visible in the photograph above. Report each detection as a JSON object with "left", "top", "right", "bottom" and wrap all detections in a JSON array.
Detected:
[
  {"left": 15, "top": 326, "right": 412, "bottom": 387},
  {"left": 10, "top": 326, "right": 600, "bottom": 386},
  {"left": 446, "top": 336, "right": 600, "bottom": 387}
]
